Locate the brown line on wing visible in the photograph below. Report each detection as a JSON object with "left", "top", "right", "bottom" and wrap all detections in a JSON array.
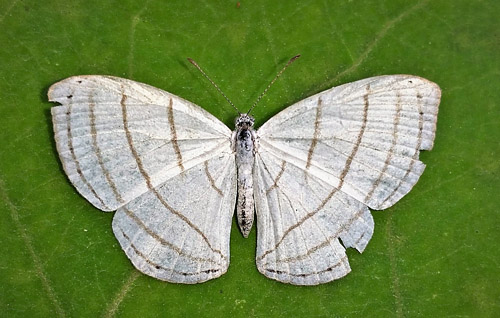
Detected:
[
  {"left": 204, "top": 161, "right": 223, "bottom": 196},
  {"left": 118, "top": 227, "right": 221, "bottom": 277},
  {"left": 65, "top": 99, "right": 109, "bottom": 209},
  {"left": 364, "top": 92, "right": 402, "bottom": 204},
  {"left": 263, "top": 207, "right": 366, "bottom": 265},
  {"left": 89, "top": 95, "right": 125, "bottom": 205},
  {"left": 306, "top": 97, "right": 323, "bottom": 169},
  {"left": 121, "top": 208, "right": 220, "bottom": 264},
  {"left": 167, "top": 97, "right": 185, "bottom": 172},
  {"left": 120, "top": 89, "right": 227, "bottom": 261},
  {"left": 381, "top": 92, "right": 424, "bottom": 207},
  {"left": 265, "top": 161, "right": 286, "bottom": 195},
  {"left": 257, "top": 84, "right": 371, "bottom": 262},
  {"left": 264, "top": 256, "right": 347, "bottom": 278}
]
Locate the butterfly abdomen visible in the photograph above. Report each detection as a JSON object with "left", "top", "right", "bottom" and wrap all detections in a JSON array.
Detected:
[{"left": 235, "top": 126, "right": 256, "bottom": 238}]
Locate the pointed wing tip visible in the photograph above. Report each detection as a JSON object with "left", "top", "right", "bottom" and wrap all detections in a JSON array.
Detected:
[
  {"left": 383, "top": 74, "right": 442, "bottom": 95},
  {"left": 47, "top": 75, "right": 84, "bottom": 102},
  {"left": 405, "top": 74, "right": 442, "bottom": 98},
  {"left": 47, "top": 75, "right": 117, "bottom": 102}
]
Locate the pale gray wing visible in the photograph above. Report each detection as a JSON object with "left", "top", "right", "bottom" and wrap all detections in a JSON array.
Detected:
[
  {"left": 257, "top": 75, "right": 440, "bottom": 210},
  {"left": 49, "top": 75, "right": 232, "bottom": 211},
  {"left": 255, "top": 75, "right": 440, "bottom": 285},
  {"left": 112, "top": 151, "right": 236, "bottom": 283},
  {"left": 49, "top": 75, "right": 237, "bottom": 283},
  {"left": 254, "top": 153, "right": 373, "bottom": 285}
]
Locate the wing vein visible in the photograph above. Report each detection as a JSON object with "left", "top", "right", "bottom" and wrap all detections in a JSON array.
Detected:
[
  {"left": 264, "top": 207, "right": 365, "bottom": 265},
  {"left": 204, "top": 161, "right": 223, "bottom": 196},
  {"left": 381, "top": 93, "right": 425, "bottom": 206},
  {"left": 167, "top": 97, "right": 185, "bottom": 171},
  {"left": 120, "top": 90, "right": 226, "bottom": 261},
  {"left": 117, "top": 227, "right": 221, "bottom": 276},
  {"left": 257, "top": 84, "right": 371, "bottom": 261},
  {"left": 364, "top": 92, "right": 401, "bottom": 202},
  {"left": 89, "top": 95, "right": 125, "bottom": 204},
  {"left": 63, "top": 100, "right": 109, "bottom": 209},
  {"left": 306, "top": 97, "right": 323, "bottom": 169},
  {"left": 122, "top": 208, "right": 220, "bottom": 264}
]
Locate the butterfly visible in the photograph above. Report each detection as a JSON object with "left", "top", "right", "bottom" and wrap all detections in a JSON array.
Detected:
[{"left": 48, "top": 56, "right": 440, "bottom": 285}]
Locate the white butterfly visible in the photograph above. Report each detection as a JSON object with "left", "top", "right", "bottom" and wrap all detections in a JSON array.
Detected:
[{"left": 49, "top": 57, "right": 440, "bottom": 285}]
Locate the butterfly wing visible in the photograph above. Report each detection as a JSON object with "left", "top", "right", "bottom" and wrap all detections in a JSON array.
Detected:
[
  {"left": 254, "top": 154, "right": 373, "bottom": 285},
  {"left": 49, "top": 75, "right": 236, "bottom": 283},
  {"left": 112, "top": 151, "right": 236, "bottom": 283},
  {"left": 49, "top": 75, "right": 232, "bottom": 211},
  {"left": 255, "top": 75, "right": 440, "bottom": 285}
]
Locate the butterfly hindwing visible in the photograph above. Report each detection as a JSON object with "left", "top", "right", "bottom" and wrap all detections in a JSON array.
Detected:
[
  {"left": 112, "top": 150, "right": 236, "bottom": 283},
  {"left": 253, "top": 150, "right": 374, "bottom": 285}
]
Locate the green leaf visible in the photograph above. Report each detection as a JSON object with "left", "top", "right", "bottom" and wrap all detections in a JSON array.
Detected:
[{"left": 0, "top": 0, "right": 498, "bottom": 317}]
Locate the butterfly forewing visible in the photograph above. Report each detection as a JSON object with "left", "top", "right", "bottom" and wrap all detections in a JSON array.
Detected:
[
  {"left": 257, "top": 75, "right": 440, "bottom": 210},
  {"left": 49, "top": 75, "right": 232, "bottom": 211}
]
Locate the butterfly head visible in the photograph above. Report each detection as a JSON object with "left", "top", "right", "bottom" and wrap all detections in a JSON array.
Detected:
[{"left": 235, "top": 113, "right": 255, "bottom": 130}]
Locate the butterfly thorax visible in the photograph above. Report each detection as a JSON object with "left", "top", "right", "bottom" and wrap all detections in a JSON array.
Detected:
[{"left": 233, "top": 114, "right": 256, "bottom": 238}]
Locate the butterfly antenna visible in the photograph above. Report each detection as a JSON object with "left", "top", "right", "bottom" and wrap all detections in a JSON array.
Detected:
[
  {"left": 246, "top": 54, "right": 301, "bottom": 115},
  {"left": 187, "top": 58, "right": 241, "bottom": 115}
]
